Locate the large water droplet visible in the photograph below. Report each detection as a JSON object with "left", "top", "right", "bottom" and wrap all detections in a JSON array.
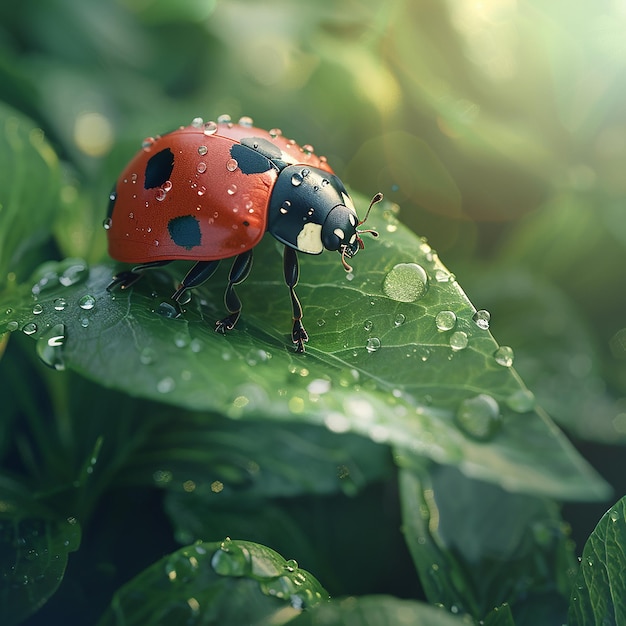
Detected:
[
  {"left": 435, "top": 310, "right": 457, "bottom": 331},
  {"left": 494, "top": 345, "right": 514, "bottom": 367},
  {"left": 456, "top": 394, "right": 502, "bottom": 441},
  {"left": 217, "top": 114, "right": 232, "bottom": 124},
  {"left": 383, "top": 263, "right": 429, "bottom": 302},
  {"left": 291, "top": 172, "right": 304, "bottom": 187},
  {"left": 191, "top": 116, "right": 204, "bottom": 128},
  {"left": 36, "top": 323, "right": 66, "bottom": 370},
  {"left": 473, "top": 309, "right": 491, "bottom": 330},
  {"left": 32, "top": 304, "right": 44, "bottom": 315},
  {"left": 203, "top": 121, "right": 218, "bottom": 135},
  {"left": 238, "top": 116, "right": 254, "bottom": 127}
]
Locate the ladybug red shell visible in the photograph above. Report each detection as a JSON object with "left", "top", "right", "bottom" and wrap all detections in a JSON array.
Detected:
[{"left": 106, "top": 115, "right": 380, "bottom": 352}]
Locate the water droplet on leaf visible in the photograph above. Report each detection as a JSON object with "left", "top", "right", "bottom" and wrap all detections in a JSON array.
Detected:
[
  {"left": 365, "top": 337, "right": 381, "bottom": 353},
  {"left": 157, "top": 377, "right": 175, "bottom": 393},
  {"left": 456, "top": 394, "right": 502, "bottom": 441},
  {"left": 22, "top": 322, "right": 38, "bottom": 335},
  {"left": 139, "top": 347, "right": 157, "bottom": 365},
  {"left": 449, "top": 331, "right": 468, "bottom": 351},
  {"left": 506, "top": 389, "right": 535, "bottom": 413},
  {"left": 79, "top": 294, "right": 96, "bottom": 310},
  {"left": 53, "top": 298, "right": 67, "bottom": 311},
  {"left": 36, "top": 323, "right": 66, "bottom": 370},
  {"left": 383, "top": 263, "right": 429, "bottom": 302},
  {"left": 157, "top": 301, "right": 179, "bottom": 318},
  {"left": 435, "top": 310, "right": 457, "bottom": 331},
  {"left": 494, "top": 345, "right": 514, "bottom": 367},
  {"left": 394, "top": 313, "right": 406, "bottom": 327},
  {"left": 473, "top": 309, "right": 491, "bottom": 330},
  {"left": 211, "top": 541, "right": 251, "bottom": 576}
]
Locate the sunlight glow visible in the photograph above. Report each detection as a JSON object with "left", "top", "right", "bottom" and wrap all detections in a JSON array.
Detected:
[{"left": 447, "top": 0, "right": 519, "bottom": 81}]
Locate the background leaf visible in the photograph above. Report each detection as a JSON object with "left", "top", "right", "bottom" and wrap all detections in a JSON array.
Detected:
[
  {"left": 0, "top": 103, "right": 61, "bottom": 285},
  {"left": 96, "top": 539, "right": 327, "bottom": 626},
  {"left": 399, "top": 462, "right": 575, "bottom": 623},
  {"left": 568, "top": 495, "right": 626, "bottom": 625},
  {"left": 0, "top": 516, "right": 81, "bottom": 626}
]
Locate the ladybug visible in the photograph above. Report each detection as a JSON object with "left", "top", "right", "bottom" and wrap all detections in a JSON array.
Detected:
[{"left": 105, "top": 115, "right": 381, "bottom": 352}]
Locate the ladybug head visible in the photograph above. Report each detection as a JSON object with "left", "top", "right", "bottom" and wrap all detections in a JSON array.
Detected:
[
  {"left": 268, "top": 165, "right": 381, "bottom": 268},
  {"left": 322, "top": 192, "right": 382, "bottom": 272}
]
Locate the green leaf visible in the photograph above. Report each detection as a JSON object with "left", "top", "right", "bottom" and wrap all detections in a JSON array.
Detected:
[
  {"left": 0, "top": 515, "right": 81, "bottom": 626},
  {"left": 0, "top": 201, "right": 609, "bottom": 500},
  {"left": 399, "top": 463, "right": 574, "bottom": 621},
  {"left": 290, "top": 595, "right": 467, "bottom": 625},
  {"left": 568, "top": 496, "right": 626, "bottom": 625},
  {"left": 124, "top": 416, "right": 390, "bottom": 497},
  {"left": 0, "top": 102, "right": 61, "bottom": 284},
  {"left": 97, "top": 539, "right": 328, "bottom": 626},
  {"left": 483, "top": 604, "right": 516, "bottom": 626}
]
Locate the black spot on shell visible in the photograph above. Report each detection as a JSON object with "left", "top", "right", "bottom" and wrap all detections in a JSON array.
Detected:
[
  {"left": 240, "top": 136, "right": 283, "bottom": 161},
  {"left": 231, "top": 143, "right": 274, "bottom": 175},
  {"left": 168, "top": 215, "right": 202, "bottom": 249},
  {"left": 145, "top": 148, "right": 174, "bottom": 189}
]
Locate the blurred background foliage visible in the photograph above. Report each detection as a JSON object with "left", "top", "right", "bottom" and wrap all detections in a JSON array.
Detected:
[{"left": 1, "top": 0, "right": 625, "bottom": 591}]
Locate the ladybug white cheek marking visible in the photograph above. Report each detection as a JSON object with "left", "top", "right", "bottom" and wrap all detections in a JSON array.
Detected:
[
  {"left": 296, "top": 222, "right": 324, "bottom": 254},
  {"left": 334, "top": 228, "right": 345, "bottom": 240}
]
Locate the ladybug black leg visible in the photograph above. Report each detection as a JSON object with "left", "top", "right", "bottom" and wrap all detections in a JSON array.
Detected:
[
  {"left": 283, "top": 246, "right": 308, "bottom": 353},
  {"left": 107, "top": 260, "right": 172, "bottom": 291},
  {"left": 215, "top": 250, "right": 254, "bottom": 334},
  {"left": 170, "top": 260, "right": 221, "bottom": 306}
]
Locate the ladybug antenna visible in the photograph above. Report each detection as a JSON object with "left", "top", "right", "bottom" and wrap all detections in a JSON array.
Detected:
[
  {"left": 358, "top": 192, "right": 383, "bottom": 226},
  {"left": 356, "top": 192, "right": 383, "bottom": 239}
]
